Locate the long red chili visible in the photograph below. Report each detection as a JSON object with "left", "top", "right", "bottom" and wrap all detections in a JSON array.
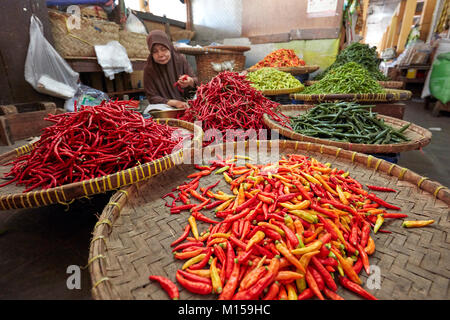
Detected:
[{"left": 149, "top": 275, "right": 179, "bottom": 300}]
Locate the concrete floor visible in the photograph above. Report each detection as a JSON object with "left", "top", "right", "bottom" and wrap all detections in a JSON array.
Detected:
[{"left": 0, "top": 98, "right": 448, "bottom": 300}]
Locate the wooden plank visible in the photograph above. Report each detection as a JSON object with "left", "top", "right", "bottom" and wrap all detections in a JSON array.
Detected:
[
  {"left": 393, "top": 0, "right": 407, "bottom": 47},
  {"left": 361, "top": 0, "right": 371, "bottom": 39},
  {"left": 90, "top": 73, "right": 104, "bottom": 91},
  {"left": 0, "top": 117, "right": 12, "bottom": 146},
  {"left": 380, "top": 29, "right": 388, "bottom": 52},
  {"left": 242, "top": 0, "right": 344, "bottom": 39},
  {"left": 290, "top": 27, "right": 341, "bottom": 41},
  {"left": 387, "top": 15, "right": 398, "bottom": 48},
  {"left": 0, "top": 0, "right": 63, "bottom": 106},
  {"left": 185, "top": 0, "right": 193, "bottom": 31},
  {"left": 248, "top": 33, "right": 290, "bottom": 44},
  {"left": 105, "top": 78, "right": 115, "bottom": 94},
  {"left": 114, "top": 74, "right": 125, "bottom": 94},
  {"left": 419, "top": 0, "right": 437, "bottom": 41},
  {"left": 372, "top": 103, "right": 406, "bottom": 120},
  {"left": 4, "top": 109, "right": 64, "bottom": 142},
  {"left": 397, "top": 0, "right": 418, "bottom": 53}
]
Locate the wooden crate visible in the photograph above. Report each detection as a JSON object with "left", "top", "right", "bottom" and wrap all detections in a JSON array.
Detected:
[{"left": 0, "top": 101, "right": 65, "bottom": 145}]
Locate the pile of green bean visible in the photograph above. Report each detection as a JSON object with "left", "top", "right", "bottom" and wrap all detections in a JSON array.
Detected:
[
  {"left": 290, "top": 102, "right": 411, "bottom": 144},
  {"left": 302, "top": 62, "right": 384, "bottom": 95},
  {"left": 246, "top": 67, "right": 304, "bottom": 90},
  {"left": 315, "top": 42, "right": 389, "bottom": 81}
]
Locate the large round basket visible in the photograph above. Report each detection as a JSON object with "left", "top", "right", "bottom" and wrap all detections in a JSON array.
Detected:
[
  {"left": 204, "top": 45, "right": 251, "bottom": 52},
  {"left": 0, "top": 119, "right": 202, "bottom": 210},
  {"left": 305, "top": 80, "right": 405, "bottom": 89},
  {"left": 290, "top": 89, "right": 412, "bottom": 103},
  {"left": 258, "top": 86, "right": 305, "bottom": 96},
  {"left": 119, "top": 30, "right": 149, "bottom": 59},
  {"left": 248, "top": 65, "right": 320, "bottom": 75},
  {"left": 175, "top": 47, "right": 247, "bottom": 84},
  {"left": 88, "top": 140, "right": 449, "bottom": 300},
  {"left": 263, "top": 105, "right": 432, "bottom": 154},
  {"left": 48, "top": 9, "right": 120, "bottom": 58}
]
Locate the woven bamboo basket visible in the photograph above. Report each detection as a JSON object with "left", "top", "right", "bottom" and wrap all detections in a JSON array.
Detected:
[
  {"left": 80, "top": 6, "right": 108, "bottom": 20},
  {"left": 290, "top": 89, "right": 412, "bottom": 103},
  {"left": 119, "top": 30, "right": 149, "bottom": 59},
  {"left": 263, "top": 105, "right": 432, "bottom": 154},
  {"left": 88, "top": 140, "right": 449, "bottom": 300},
  {"left": 305, "top": 80, "right": 405, "bottom": 89},
  {"left": 0, "top": 119, "right": 202, "bottom": 210},
  {"left": 175, "top": 47, "right": 247, "bottom": 84},
  {"left": 171, "top": 30, "right": 196, "bottom": 42},
  {"left": 258, "top": 86, "right": 305, "bottom": 96},
  {"left": 48, "top": 9, "right": 120, "bottom": 58},
  {"left": 248, "top": 65, "right": 320, "bottom": 75}
]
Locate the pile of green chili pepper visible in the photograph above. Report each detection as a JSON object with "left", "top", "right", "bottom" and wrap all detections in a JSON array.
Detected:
[
  {"left": 302, "top": 62, "right": 384, "bottom": 95},
  {"left": 246, "top": 67, "right": 304, "bottom": 91},
  {"left": 315, "top": 42, "right": 388, "bottom": 81},
  {"left": 289, "top": 102, "right": 411, "bottom": 144}
]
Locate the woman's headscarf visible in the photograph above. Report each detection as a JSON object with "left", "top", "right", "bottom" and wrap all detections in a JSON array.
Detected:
[{"left": 143, "top": 30, "right": 196, "bottom": 104}]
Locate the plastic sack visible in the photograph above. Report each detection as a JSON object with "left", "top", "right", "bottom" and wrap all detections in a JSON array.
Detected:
[
  {"left": 429, "top": 52, "right": 450, "bottom": 104},
  {"left": 94, "top": 41, "right": 133, "bottom": 80},
  {"left": 64, "top": 84, "right": 109, "bottom": 112},
  {"left": 24, "top": 15, "right": 79, "bottom": 99},
  {"left": 125, "top": 11, "right": 147, "bottom": 35}
]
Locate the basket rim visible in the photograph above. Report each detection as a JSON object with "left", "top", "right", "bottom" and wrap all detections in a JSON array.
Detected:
[
  {"left": 305, "top": 80, "right": 405, "bottom": 89},
  {"left": 247, "top": 65, "right": 320, "bottom": 75},
  {"left": 258, "top": 86, "right": 305, "bottom": 96},
  {"left": 290, "top": 89, "right": 412, "bottom": 102},
  {"left": 88, "top": 139, "right": 449, "bottom": 299},
  {"left": 175, "top": 46, "right": 242, "bottom": 55},
  {"left": 204, "top": 45, "right": 251, "bottom": 52},
  {"left": 263, "top": 104, "right": 432, "bottom": 154},
  {"left": 0, "top": 119, "right": 202, "bottom": 211}
]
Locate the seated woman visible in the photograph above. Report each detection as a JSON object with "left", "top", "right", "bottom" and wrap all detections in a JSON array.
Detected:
[{"left": 143, "top": 30, "right": 198, "bottom": 112}]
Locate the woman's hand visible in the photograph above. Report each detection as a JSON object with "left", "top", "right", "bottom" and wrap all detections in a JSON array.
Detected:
[
  {"left": 167, "top": 100, "right": 188, "bottom": 109},
  {"left": 178, "top": 75, "right": 195, "bottom": 88}
]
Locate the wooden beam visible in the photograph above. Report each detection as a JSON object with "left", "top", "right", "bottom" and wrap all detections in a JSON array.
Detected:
[
  {"left": 387, "top": 15, "right": 398, "bottom": 48},
  {"left": 419, "top": 0, "right": 437, "bottom": 41},
  {"left": 139, "top": 0, "right": 150, "bottom": 13},
  {"left": 397, "top": 0, "right": 418, "bottom": 53},
  {"left": 185, "top": 0, "right": 193, "bottom": 31},
  {"left": 361, "top": 0, "right": 370, "bottom": 38},
  {"left": 379, "top": 30, "right": 388, "bottom": 52}
]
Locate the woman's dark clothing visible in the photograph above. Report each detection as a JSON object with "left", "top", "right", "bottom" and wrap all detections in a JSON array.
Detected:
[{"left": 144, "top": 30, "right": 198, "bottom": 104}]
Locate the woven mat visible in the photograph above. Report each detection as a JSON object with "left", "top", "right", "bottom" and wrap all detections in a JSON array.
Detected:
[
  {"left": 263, "top": 105, "right": 432, "bottom": 154},
  {"left": 89, "top": 140, "right": 449, "bottom": 300}
]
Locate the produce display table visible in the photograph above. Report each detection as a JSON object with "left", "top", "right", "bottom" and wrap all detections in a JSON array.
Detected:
[{"left": 64, "top": 57, "right": 147, "bottom": 98}]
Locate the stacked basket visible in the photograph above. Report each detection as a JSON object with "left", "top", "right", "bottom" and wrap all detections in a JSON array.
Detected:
[{"left": 48, "top": 9, "right": 119, "bottom": 58}]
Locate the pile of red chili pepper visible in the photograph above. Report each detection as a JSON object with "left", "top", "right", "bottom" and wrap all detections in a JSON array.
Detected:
[
  {"left": 0, "top": 100, "right": 187, "bottom": 192},
  {"left": 150, "top": 154, "right": 414, "bottom": 300},
  {"left": 252, "top": 49, "right": 306, "bottom": 69},
  {"left": 179, "top": 71, "right": 290, "bottom": 144}
]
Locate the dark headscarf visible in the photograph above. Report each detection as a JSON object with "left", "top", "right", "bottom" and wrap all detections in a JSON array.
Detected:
[{"left": 143, "top": 30, "right": 197, "bottom": 104}]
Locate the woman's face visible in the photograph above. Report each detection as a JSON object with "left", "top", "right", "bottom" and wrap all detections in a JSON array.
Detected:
[{"left": 152, "top": 44, "right": 171, "bottom": 64}]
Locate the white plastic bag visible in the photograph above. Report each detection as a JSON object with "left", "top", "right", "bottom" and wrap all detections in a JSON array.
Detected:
[
  {"left": 94, "top": 41, "right": 133, "bottom": 80},
  {"left": 24, "top": 15, "right": 79, "bottom": 99},
  {"left": 125, "top": 11, "right": 147, "bottom": 35}
]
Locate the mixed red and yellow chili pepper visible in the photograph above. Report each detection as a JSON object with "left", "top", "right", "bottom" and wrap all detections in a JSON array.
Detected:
[{"left": 149, "top": 153, "right": 434, "bottom": 300}]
